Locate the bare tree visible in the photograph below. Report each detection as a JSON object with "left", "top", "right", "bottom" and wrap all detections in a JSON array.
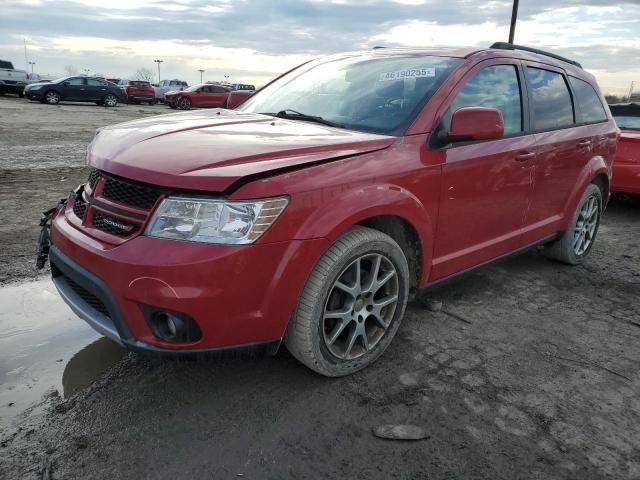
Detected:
[
  {"left": 64, "top": 65, "right": 79, "bottom": 76},
  {"left": 134, "top": 68, "right": 155, "bottom": 82}
]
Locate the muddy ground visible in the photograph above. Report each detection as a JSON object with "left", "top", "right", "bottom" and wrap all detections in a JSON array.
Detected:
[{"left": 1, "top": 96, "right": 639, "bottom": 479}]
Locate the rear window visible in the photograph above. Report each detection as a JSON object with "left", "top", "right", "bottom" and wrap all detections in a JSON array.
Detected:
[
  {"left": 130, "top": 81, "right": 151, "bottom": 87},
  {"left": 0, "top": 60, "right": 14, "bottom": 69},
  {"left": 569, "top": 77, "right": 608, "bottom": 123},
  {"left": 526, "top": 67, "right": 574, "bottom": 131}
]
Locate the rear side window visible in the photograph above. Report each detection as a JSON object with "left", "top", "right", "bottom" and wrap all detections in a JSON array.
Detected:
[
  {"left": 447, "top": 65, "right": 523, "bottom": 136},
  {"left": 87, "top": 79, "right": 106, "bottom": 86},
  {"left": 569, "top": 77, "right": 608, "bottom": 123},
  {"left": 67, "top": 77, "right": 85, "bottom": 86},
  {"left": 526, "top": 67, "right": 574, "bottom": 131}
]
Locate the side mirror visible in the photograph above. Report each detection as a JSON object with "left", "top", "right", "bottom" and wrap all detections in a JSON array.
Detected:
[{"left": 446, "top": 107, "right": 504, "bottom": 142}]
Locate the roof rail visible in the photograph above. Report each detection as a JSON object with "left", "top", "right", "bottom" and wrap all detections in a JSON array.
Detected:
[{"left": 490, "top": 42, "right": 582, "bottom": 68}]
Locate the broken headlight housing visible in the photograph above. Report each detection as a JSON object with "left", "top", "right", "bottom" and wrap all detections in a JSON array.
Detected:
[{"left": 145, "top": 196, "right": 289, "bottom": 244}]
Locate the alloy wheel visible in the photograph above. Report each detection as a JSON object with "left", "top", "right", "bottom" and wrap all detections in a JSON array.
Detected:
[
  {"left": 105, "top": 95, "right": 117, "bottom": 107},
  {"left": 322, "top": 253, "right": 399, "bottom": 360},
  {"left": 573, "top": 194, "right": 600, "bottom": 256},
  {"left": 45, "top": 91, "right": 59, "bottom": 104}
]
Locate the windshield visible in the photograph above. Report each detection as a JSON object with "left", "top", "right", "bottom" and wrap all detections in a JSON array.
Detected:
[
  {"left": 613, "top": 115, "right": 640, "bottom": 130},
  {"left": 238, "top": 54, "right": 462, "bottom": 135}
]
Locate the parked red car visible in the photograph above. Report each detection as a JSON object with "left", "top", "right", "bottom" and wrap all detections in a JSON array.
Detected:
[
  {"left": 118, "top": 79, "right": 156, "bottom": 105},
  {"left": 165, "top": 83, "right": 252, "bottom": 110},
  {"left": 44, "top": 43, "right": 616, "bottom": 376},
  {"left": 610, "top": 103, "right": 640, "bottom": 194}
]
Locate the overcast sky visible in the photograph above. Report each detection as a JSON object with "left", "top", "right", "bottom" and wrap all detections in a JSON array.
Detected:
[{"left": 1, "top": 0, "right": 639, "bottom": 94}]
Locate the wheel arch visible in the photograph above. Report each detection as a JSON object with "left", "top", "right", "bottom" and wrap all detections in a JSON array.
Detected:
[
  {"left": 561, "top": 156, "right": 611, "bottom": 230},
  {"left": 288, "top": 185, "right": 435, "bottom": 288}
]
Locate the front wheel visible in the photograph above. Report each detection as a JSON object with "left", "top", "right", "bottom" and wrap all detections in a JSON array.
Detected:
[
  {"left": 285, "top": 226, "right": 410, "bottom": 377},
  {"left": 544, "top": 183, "right": 602, "bottom": 264},
  {"left": 44, "top": 90, "right": 60, "bottom": 105},
  {"left": 178, "top": 97, "right": 191, "bottom": 110},
  {"left": 103, "top": 94, "right": 118, "bottom": 107}
]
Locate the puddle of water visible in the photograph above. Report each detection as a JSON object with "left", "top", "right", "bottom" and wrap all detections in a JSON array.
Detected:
[{"left": 0, "top": 279, "right": 125, "bottom": 430}]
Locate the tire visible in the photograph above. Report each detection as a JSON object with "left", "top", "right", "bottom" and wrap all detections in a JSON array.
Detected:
[
  {"left": 284, "top": 226, "right": 410, "bottom": 377},
  {"left": 103, "top": 94, "right": 118, "bottom": 107},
  {"left": 150, "top": 98, "right": 157, "bottom": 105},
  {"left": 44, "top": 90, "right": 60, "bottom": 105},
  {"left": 178, "top": 97, "right": 191, "bottom": 110},
  {"left": 544, "top": 183, "right": 603, "bottom": 265}
]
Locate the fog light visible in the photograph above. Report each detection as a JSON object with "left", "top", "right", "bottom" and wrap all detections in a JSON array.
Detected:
[{"left": 143, "top": 307, "right": 202, "bottom": 343}]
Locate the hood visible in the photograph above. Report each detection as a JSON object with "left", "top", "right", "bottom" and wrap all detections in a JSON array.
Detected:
[{"left": 88, "top": 109, "right": 396, "bottom": 192}]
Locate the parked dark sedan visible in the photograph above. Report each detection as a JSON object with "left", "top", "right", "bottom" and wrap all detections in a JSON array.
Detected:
[{"left": 24, "top": 76, "right": 124, "bottom": 106}]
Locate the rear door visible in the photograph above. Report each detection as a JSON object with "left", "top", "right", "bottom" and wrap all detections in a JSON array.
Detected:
[
  {"left": 430, "top": 61, "right": 536, "bottom": 280},
  {"left": 520, "top": 65, "right": 609, "bottom": 244},
  {"left": 85, "top": 78, "right": 108, "bottom": 101}
]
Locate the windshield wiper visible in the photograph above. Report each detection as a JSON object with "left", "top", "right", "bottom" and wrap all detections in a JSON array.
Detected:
[{"left": 267, "top": 109, "right": 344, "bottom": 128}]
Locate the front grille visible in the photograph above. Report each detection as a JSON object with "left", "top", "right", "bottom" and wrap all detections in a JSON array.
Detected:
[
  {"left": 88, "top": 169, "right": 101, "bottom": 188},
  {"left": 92, "top": 212, "right": 140, "bottom": 237},
  {"left": 102, "top": 175, "right": 161, "bottom": 209},
  {"left": 72, "top": 197, "right": 87, "bottom": 220}
]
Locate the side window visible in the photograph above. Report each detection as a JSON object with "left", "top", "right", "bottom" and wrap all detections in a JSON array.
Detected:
[
  {"left": 569, "top": 76, "right": 608, "bottom": 124},
  {"left": 67, "top": 77, "right": 85, "bottom": 86},
  {"left": 526, "top": 67, "right": 574, "bottom": 131},
  {"left": 199, "top": 86, "right": 210, "bottom": 93},
  {"left": 170, "top": 81, "right": 178, "bottom": 86},
  {"left": 86, "top": 79, "right": 104, "bottom": 86},
  {"left": 446, "top": 65, "right": 523, "bottom": 136},
  {"left": 212, "top": 86, "right": 227, "bottom": 93}
]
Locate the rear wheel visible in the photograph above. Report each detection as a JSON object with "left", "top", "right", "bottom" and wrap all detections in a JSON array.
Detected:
[
  {"left": 285, "top": 226, "right": 410, "bottom": 377},
  {"left": 178, "top": 97, "right": 191, "bottom": 110},
  {"left": 544, "top": 183, "right": 602, "bottom": 264},
  {"left": 103, "top": 94, "right": 118, "bottom": 107},
  {"left": 44, "top": 90, "right": 60, "bottom": 105},
  {"left": 150, "top": 98, "right": 157, "bottom": 105}
]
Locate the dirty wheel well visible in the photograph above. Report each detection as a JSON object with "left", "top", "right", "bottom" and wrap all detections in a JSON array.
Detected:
[
  {"left": 357, "top": 216, "right": 421, "bottom": 294},
  {"left": 591, "top": 173, "right": 609, "bottom": 202}
]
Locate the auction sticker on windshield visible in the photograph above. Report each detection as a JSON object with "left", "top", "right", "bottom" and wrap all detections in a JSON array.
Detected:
[{"left": 379, "top": 68, "right": 436, "bottom": 81}]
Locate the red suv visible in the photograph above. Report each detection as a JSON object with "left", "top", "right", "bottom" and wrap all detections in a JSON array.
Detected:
[
  {"left": 45, "top": 43, "right": 617, "bottom": 376},
  {"left": 609, "top": 103, "right": 640, "bottom": 194}
]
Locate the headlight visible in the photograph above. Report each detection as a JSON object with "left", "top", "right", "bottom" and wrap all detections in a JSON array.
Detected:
[
  {"left": 145, "top": 196, "right": 289, "bottom": 244},
  {"left": 29, "top": 85, "right": 43, "bottom": 91}
]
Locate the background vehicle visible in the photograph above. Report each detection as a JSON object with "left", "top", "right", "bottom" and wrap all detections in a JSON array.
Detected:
[
  {"left": 232, "top": 83, "right": 256, "bottom": 92},
  {"left": 117, "top": 79, "right": 156, "bottom": 104},
  {"left": 154, "top": 79, "right": 188, "bottom": 102},
  {"left": 164, "top": 83, "right": 252, "bottom": 110},
  {"left": 47, "top": 44, "right": 616, "bottom": 377},
  {"left": 24, "top": 76, "right": 124, "bottom": 106},
  {"left": 0, "top": 60, "right": 28, "bottom": 97},
  {"left": 610, "top": 103, "right": 640, "bottom": 194}
]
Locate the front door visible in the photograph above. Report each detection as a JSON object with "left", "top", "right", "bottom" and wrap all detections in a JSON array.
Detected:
[
  {"left": 430, "top": 62, "right": 535, "bottom": 280},
  {"left": 60, "top": 77, "right": 86, "bottom": 101}
]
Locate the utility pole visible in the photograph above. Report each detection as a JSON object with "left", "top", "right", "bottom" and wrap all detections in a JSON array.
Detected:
[
  {"left": 28, "top": 61, "right": 35, "bottom": 74},
  {"left": 509, "top": 0, "right": 520, "bottom": 44},
  {"left": 198, "top": 69, "right": 205, "bottom": 83},
  {"left": 154, "top": 59, "right": 163, "bottom": 83},
  {"left": 629, "top": 81, "right": 635, "bottom": 103}
]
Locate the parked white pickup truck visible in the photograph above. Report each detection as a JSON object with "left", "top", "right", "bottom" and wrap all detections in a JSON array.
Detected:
[
  {"left": 0, "top": 60, "right": 28, "bottom": 97},
  {"left": 154, "top": 79, "right": 188, "bottom": 102}
]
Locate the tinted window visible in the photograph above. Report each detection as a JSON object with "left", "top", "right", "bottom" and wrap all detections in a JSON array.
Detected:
[
  {"left": 130, "top": 81, "right": 150, "bottom": 87},
  {"left": 447, "top": 65, "right": 523, "bottom": 136},
  {"left": 569, "top": 77, "right": 607, "bottom": 123},
  {"left": 199, "top": 86, "right": 211, "bottom": 93},
  {"left": 211, "top": 86, "right": 227, "bottom": 93},
  {"left": 87, "top": 79, "right": 105, "bottom": 86},
  {"left": 66, "top": 77, "right": 85, "bottom": 86},
  {"left": 527, "top": 67, "right": 574, "bottom": 131},
  {"left": 613, "top": 115, "right": 640, "bottom": 130}
]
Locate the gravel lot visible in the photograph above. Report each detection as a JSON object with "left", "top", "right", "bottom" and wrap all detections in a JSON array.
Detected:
[{"left": 0, "top": 96, "right": 639, "bottom": 479}]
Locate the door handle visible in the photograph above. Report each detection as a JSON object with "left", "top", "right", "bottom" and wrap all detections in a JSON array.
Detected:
[
  {"left": 515, "top": 151, "right": 535, "bottom": 162},
  {"left": 577, "top": 139, "right": 592, "bottom": 148}
]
